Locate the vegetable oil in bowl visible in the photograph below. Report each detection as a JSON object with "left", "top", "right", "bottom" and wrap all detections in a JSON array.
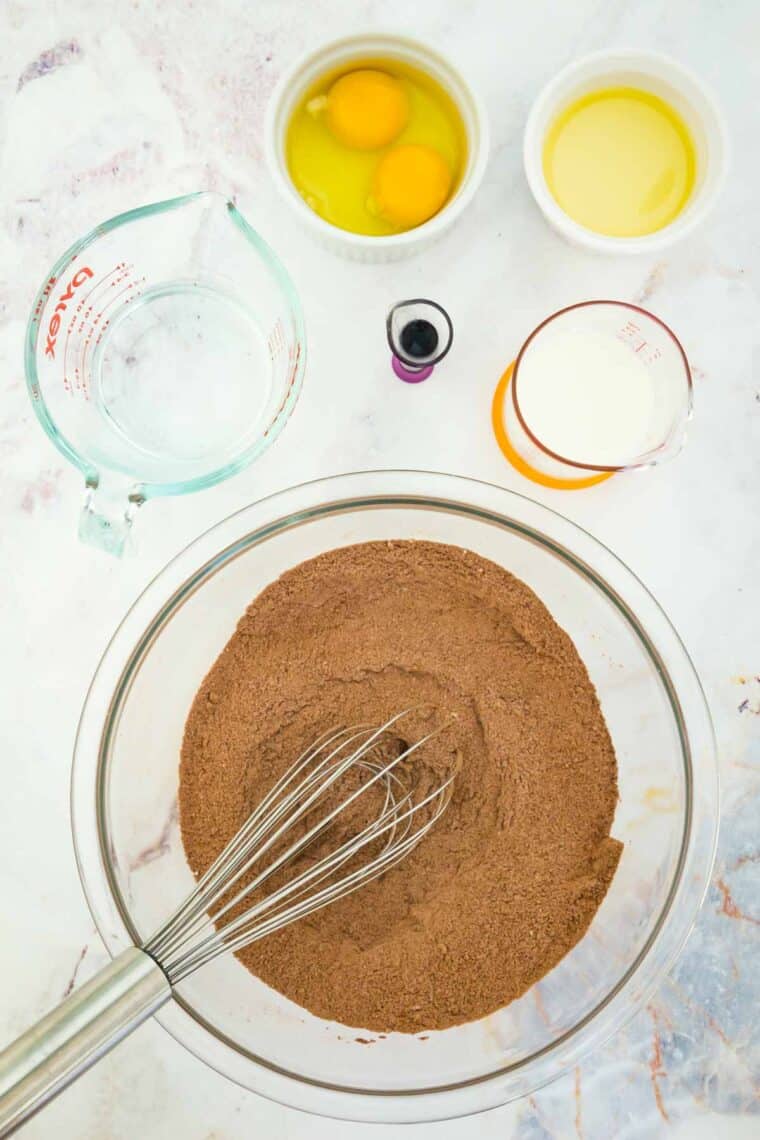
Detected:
[
  {"left": 285, "top": 59, "right": 468, "bottom": 236},
  {"left": 542, "top": 87, "right": 697, "bottom": 237}
]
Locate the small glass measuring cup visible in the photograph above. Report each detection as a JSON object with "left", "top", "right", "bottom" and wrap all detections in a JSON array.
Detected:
[
  {"left": 492, "top": 301, "right": 692, "bottom": 490},
  {"left": 25, "top": 192, "right": 306, "bottom": 555}
]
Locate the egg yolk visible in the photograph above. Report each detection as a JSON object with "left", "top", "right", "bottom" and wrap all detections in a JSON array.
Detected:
[
  {"left": 323, "top": 69, "right": 408, "bottom": 150},
  {"left": 370, "top": 143, "right": 452, "bottom": 228}
]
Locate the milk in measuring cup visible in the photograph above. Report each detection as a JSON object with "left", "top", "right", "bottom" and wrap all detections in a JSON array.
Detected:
[{"left": 517, "top": 327, "right": 659, "bottom": 466}]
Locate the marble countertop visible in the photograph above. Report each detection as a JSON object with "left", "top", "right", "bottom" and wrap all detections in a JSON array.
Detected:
[{"left": 1, "top": 1, "right": 758, "bottom": 1136}]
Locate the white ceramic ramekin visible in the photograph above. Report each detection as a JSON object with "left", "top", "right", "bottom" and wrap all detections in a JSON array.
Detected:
[
  {"left": 264, "top": 33, "right": 489, "bottom": 262},
  {"left": 523, "top": 50, "right": 728, "bottom": 254}
]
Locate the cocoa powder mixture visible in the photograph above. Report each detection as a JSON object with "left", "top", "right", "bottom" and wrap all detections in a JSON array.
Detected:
[{"left": 179, "top": 541, "right": 622, "bottom": 1033}]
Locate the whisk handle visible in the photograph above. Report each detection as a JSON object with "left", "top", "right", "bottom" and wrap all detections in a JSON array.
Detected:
[{"left": 0, "top": 947, "right": 170, "bottom": 1137}]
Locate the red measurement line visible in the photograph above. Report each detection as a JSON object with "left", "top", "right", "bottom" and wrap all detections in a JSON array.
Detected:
[
  {"left": 264, "top": 342, "right": 302, "bottom": 437},
  {"left": 77, "top": 279, "right": 142, "bottom": 398},
  {"left": 34, "top": 276, "right": 57, "bottom": 320},
  {"left": 64, "top": 264, "right": 128, "bottom": 394},
  {"left": 267, "top": 318, "right": 286, "bottom": 359}
]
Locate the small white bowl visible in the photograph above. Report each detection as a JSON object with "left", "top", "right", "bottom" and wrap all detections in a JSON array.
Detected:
[
  {"left": 523, "top": 50, "right": 728, "bottom": 254},
  {"left": 264, "top": 33, "right": 489, "bottom": 262}
]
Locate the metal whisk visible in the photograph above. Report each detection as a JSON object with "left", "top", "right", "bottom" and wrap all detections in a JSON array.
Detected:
[{"left": 0, "top": 713, "right": 452, "bottom": 1137}]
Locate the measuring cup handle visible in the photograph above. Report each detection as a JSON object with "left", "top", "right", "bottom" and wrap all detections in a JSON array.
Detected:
[{"left": 78, "top": 478, "right": 142, "bottom": 557}]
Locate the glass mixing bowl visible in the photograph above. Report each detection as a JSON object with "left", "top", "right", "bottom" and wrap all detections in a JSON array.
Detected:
[{"left": 71, "top": 470, "right": 718, "bottom": 1123}]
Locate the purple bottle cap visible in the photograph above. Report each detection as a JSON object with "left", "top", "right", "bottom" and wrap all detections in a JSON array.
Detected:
[{"left": 392, "top": 355, "right": 435, "bottom": 383}]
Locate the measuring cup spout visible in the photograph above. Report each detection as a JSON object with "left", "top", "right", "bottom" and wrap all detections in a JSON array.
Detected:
[{"left": 78, "top": 476, "right": 143, "bottom": 557}]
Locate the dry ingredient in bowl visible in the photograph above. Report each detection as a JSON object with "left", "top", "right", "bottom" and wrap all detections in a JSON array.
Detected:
[{"left": 180, "top": 541, "right": 622, "bottom": 1033}]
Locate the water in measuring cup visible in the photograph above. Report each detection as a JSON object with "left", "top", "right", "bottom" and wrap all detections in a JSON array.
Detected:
[
  {"left": 95, "top": 283, "right": 272, "bottom": 464},
  {"left": 518, "top": 326, "right": 659, "bottom": 466}
]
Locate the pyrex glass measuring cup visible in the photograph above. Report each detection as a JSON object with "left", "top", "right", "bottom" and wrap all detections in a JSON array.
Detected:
[
  {"left": 492, "top": 301, "right": 692, "bottom": 490},
  {"left": 25, "top": 192, "right": 305, "bottom": 555}
]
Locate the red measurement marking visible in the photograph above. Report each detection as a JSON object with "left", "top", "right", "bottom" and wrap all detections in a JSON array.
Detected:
[
  {"left": 63, "top": 264, "right": 131, "bottom": 395},
  {"left": 267, "top": 318, "right": 286, "bottom": 360},
  {"left": 264, "top": 342, "right": 302, "bottom": 436},
  {"left": 34, "top": 276, "right": 58, "bottom": 319},
  {"left": 77, "top": 277, "right": 144, "bottom": 397},
  {"left": 616, "top": 320, "right": 663, "bottom": 367}
]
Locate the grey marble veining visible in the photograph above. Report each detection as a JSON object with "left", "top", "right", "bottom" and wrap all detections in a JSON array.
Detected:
[{"left": 0, "top": 1, "right": 758, "bottom": 1136}]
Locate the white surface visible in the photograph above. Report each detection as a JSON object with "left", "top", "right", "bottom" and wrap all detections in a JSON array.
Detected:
[{"left": 0, "top": 1, "right": 758, "bottom": 1138}]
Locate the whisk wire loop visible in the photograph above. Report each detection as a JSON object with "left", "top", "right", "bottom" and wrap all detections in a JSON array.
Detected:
[{"left": 146, "top": 712, "right": 452, "bottom": 985}]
